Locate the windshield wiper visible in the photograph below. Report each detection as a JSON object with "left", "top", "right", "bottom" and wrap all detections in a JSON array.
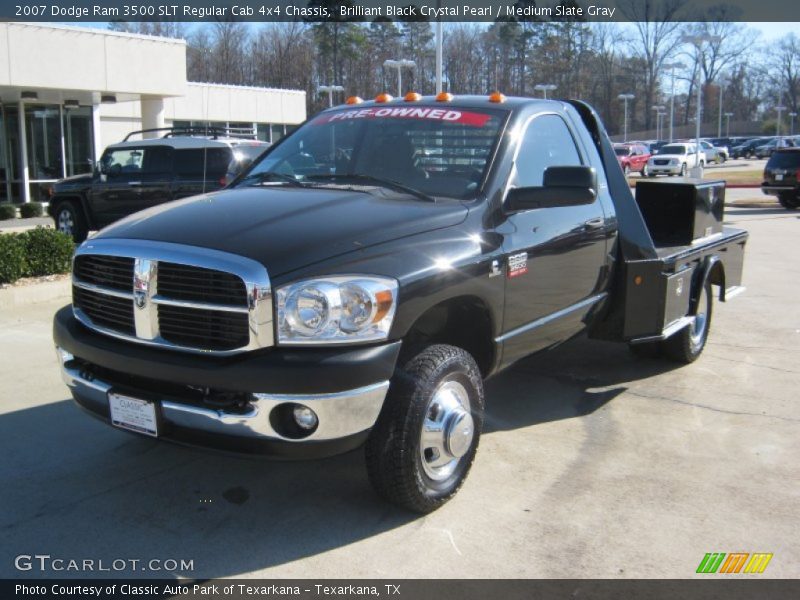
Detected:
[
  {"left": 305, "top": 173, "right": 435, "bottom": 203},
  {"left": 240, "top": 171, "right": 306, "bottom": 188}
]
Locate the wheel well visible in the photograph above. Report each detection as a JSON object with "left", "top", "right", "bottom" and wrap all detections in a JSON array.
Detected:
[{"left": 400, "top": 297, "right": 495, "bottom": 377}]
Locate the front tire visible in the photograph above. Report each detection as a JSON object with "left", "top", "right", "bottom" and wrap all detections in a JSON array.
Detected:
[
  {"left": 365, "top": 344, "right": 484, "bottom": 513},
  {"left": 679, "top": 163, "right": 687, "bottom": 177},
  {"left": 663, "top": 280, "right": 713, "bottom": 363},
  {"left": 53, "top": 201, "right": 88, "bottom": 243}
]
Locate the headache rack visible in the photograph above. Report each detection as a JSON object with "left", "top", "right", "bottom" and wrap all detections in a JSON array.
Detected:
[{"left": 123, "top": 126, "right": 258, "bottom": 142}]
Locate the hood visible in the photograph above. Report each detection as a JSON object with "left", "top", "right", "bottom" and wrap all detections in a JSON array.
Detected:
[
  {"left": 56, "top": 173, "right": 93, "bottom": 188},
  {"left": 95, "top": 185, "right": 468, "bottom": 276}
]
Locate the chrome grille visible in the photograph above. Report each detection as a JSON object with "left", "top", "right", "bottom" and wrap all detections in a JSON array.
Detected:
[
  {"left": 71, "top": 239, "right": 273, "bottom": 355},
  {"left": 74, "top": 255, "right": 134, "bottom": 291},
  {"left": 157, "top": 262, "right": 248, "bottom": 306},
  {"left": 158, "top": 305, "right": 249, "bottom": 351},
  {"left": 73, "top": 285, "right": 135, "bottom": 335}
]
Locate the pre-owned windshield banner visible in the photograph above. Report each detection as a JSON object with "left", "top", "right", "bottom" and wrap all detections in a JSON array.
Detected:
[
  {"left": 312, "top": 107, "right": 494, "bottom": 127},
  {"left": 4, "top": 0, "right": 800, "bottom": 22}
]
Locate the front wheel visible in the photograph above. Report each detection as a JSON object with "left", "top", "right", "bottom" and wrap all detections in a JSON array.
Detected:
[
  {"left": 53, "top": 201, "right": 88, "bottom": 243},
  {"left": 663, "top": 280, "right": 713, "bottom": 363},
  {"left": 679, "top": 163, "right": 687, "bottom": 177},
  {"left": 365, "top": 344, "right": 484, "bottom": 513}
]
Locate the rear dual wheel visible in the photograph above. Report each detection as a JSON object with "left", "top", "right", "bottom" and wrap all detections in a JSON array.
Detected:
[{"left": 629, "top": 280, "right": 713, "bottom": 364}]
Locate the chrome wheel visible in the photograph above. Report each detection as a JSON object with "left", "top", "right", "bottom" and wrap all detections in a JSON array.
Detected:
[
  {"left": 57, "top": 208, "right": 74, "bottom": 235},
  {"left": 419, "top": 379, "right": 474, "bottom": 482},
  {"left": 690, "top": 284, "right": 709, "bottom": 347}
]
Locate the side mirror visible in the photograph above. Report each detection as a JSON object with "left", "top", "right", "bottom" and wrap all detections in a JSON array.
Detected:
[{"left": 505, "top": 166, "right": 597, "bottom": 212}]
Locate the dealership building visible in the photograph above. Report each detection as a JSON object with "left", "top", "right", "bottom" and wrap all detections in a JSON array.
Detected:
[{"left": 0, "top": 22, "right": 307, "bottom": 204}]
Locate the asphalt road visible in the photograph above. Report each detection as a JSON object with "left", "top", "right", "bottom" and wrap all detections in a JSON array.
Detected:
[{"left": 1, "top": 203, "right": 797, "bottom": 579}]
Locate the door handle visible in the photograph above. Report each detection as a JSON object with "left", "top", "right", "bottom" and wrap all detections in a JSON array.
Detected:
[{"left": 584, "top": 218, "right": 604, "bottom": 230}]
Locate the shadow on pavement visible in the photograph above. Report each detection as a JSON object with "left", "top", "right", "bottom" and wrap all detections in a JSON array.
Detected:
[{"left": 0, "top": 336, "right": 678, "bottom": 579}]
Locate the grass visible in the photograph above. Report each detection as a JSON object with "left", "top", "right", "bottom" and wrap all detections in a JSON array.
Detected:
[{"left": 629, "top": 169, "right": 764, "bottom": 186}]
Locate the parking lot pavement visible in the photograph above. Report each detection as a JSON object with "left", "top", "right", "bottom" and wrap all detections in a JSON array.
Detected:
[{"left": 1, "top": 204, "right": 798, "bottom": 580}]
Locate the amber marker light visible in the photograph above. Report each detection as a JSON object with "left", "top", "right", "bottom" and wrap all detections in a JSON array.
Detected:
[
  {"left": 404, "top": 92, "right": 422, "bottom": 102},
  {"left": 375, "top": 93, "right": 393, "bottom": 103},
  {"left": 435, "top": 92, "right": 453, "bottom": 102},
  {"left": 634, "top": 275, "right": 643, "bottom": 285},
  {"left": 489, "top": 91, "right": 507, "bottom": 103},
  {"left": 345, "top": 96, "right": 363, "bottom": 105}
]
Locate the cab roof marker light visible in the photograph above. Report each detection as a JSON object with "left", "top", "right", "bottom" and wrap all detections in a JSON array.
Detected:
[
  {"left": 489, "top": 91, "right": 506, "bottom": 103},
  {"left": 435, "top": 92, "right": 453, "bottom": 102},
  {"left": 404, "top": 92, "right": 422, "bottom": 102},
  {"left": 375, "top": 93, "right": 393, "bottom": 103},
  {"left": 346, "top": 96, "right": 364, "bottom": 105}
]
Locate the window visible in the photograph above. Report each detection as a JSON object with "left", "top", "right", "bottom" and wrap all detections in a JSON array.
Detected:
[
  {"left": 515, "top": 114, "right": 582, "bottom": 187},
  {"left": 102, "top": 148, "right": 145, "bottom": 176},
  {"left": 173, "top": 148, "right": 232, "bottom": 179}
]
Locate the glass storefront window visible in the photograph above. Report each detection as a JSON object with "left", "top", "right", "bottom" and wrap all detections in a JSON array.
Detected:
[
  {"left": 25, "top": 104, "right": 62, "bottom": 180},
  {"left": 64, "top": 106, "right": 94, "bottom": 176}
]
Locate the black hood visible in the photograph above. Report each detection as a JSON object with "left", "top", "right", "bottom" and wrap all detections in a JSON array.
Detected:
[
  {"left": 96, "top": 186, "right": 468, "bottom": 276},
  {"left": 55, "top": 173, "right": 93, "bottom": 189}
]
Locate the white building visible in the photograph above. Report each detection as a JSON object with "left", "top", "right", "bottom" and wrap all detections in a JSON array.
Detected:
[{"left": 0, "top": 22, "right": 307, "bottom": 204}]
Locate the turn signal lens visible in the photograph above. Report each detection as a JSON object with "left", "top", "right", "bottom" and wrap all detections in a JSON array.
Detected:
[
  {"left": 435, "top": 92, "right": 453, "bottom": 102},
  {"left": 375, "top": 93, "right": 393, "bottom": 103},
  {"left": 345, "top": 96, "right": 363, "bottom": 105},
  {"left": 634, "top": 275, "right": 643, "bottom": 286},
  {"left": 404, "top": 92, "right": 422, "bottom": 102},
  {"left": 489, "top": 91, "right": 506, "bottom": 103}
]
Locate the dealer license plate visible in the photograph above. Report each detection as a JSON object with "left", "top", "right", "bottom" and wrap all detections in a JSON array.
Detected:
[{"left": 108, "top": 392, "right": 159, "bottom": 437}]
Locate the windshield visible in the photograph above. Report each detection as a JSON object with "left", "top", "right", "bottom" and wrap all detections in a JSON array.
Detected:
[
  {"left": 614, "top": 147, "right": 630, "bottom": 156},
  {"left": 660, "top": 145, "right": 687, "bottom": 155},
  {"left": 236, "top": 106, "right": 507, "bottom": 199}
]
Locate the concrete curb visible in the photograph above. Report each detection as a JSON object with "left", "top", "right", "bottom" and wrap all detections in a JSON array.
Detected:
[{"left": 0, "top": 277, "right": 70, "bottom": 310}]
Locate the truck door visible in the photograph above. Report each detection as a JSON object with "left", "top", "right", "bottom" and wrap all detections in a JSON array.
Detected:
[
  {"left": 88, "top": 147, "right": 148, "bottom": 226},
  {"left": 499, "top": 113, "right": 609, "bottom": 363}
]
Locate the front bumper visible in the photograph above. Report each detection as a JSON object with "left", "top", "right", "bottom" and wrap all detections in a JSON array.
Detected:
[
  {"left": 648, "top": 164, "right": 681, "bottom": 175},
  {"left": 54, "top": 306, "right": 401, "bottom": 458}
]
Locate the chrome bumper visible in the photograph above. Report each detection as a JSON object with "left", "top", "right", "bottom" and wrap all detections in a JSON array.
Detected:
[{"left": 57, "top": 348, "right": 389, "bottom": 444}]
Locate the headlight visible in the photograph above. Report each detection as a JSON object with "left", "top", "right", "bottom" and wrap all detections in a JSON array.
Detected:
[
  {"left": 276, "top": 276, "right": 398, "bottom": 345},
  {"left": 670, "top": 158, "right": 679, "bottom": 165}
]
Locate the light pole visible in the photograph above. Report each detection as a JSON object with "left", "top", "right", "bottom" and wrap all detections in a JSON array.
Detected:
[
  {"left": 724, "top": 112, "right": 733, "bottom": 137},
  {"left": 618, "top": 93, "right": 634, "bottom": 142},
  {"left": 790, "top": 112, "right": 797, "bottom": 136},
  {"left": 776, "top": 105, "right": 786, "bottom": 138},
  {"left": 317, "top": 84, "right": 344, "bottom": 108},
  {"left": 383, "top": 59, "right": 416, "bottom": 97},
  {"left": 717, "top": 76, "right": 729, "bottom": 138},
  {"left": 652, "top": 105, "right": 665, "bottom": 140},
  {"left": 663, "top": 62, "right": 685, "bottom": 142},
  {"left": 682, "top": 35, "right": 721, "bottom": 175},
  {"left": 534, "top": 83, "right": 557, "bottom": 99}
]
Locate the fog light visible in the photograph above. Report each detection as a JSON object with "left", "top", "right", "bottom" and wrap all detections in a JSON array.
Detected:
[{"left": 293, "top": 406, "right": 318, "bottom": 430}]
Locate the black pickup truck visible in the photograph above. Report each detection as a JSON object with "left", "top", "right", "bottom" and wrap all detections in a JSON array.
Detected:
[{"left": 53, "top": 96, "right": 747, "bottom": 513}]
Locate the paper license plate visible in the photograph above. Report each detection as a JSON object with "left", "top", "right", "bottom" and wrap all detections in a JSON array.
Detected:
[{"left": 108, "top": 392, "right": 158, "bottom": 437}]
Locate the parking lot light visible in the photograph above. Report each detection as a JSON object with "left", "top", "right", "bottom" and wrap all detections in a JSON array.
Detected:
[
  {"left": 618, "top": 93, "right": 635, "bottom": 142},
  {"left": 534, "top": 83, "right": 557, "bottom": 99}
]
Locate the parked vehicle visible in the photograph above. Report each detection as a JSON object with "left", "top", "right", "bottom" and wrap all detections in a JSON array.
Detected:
[
  {"left": 700, "top": 140, "right": 727, "bottom": 163},
  {"left": 646, "top": 143, "right": 705, "bottom": 176},
  {"left": 761, "top": 148, "right": 800, "bottom": 209},
  {"left": 614, "top": 143, "right": 652, "bottom": 176},
  {"left": 731, "top": 137, "right": 770, "bottom": 159},
  {"left": 47, "top": 127, "right": 269, "bottom": 242},
  {"left": 755, "top": 138, "right": 795, "bottom": 159},
  {"left": 53, "top": 96, "right": 748, "bottom": 513}
]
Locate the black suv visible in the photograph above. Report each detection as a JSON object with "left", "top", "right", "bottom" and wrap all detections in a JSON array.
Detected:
[
  {"left": 762, "top": 148, "right": 800, "bottom": 209},
  {"left": 48, "top": 128, "right": 269, "bottom": 242}
]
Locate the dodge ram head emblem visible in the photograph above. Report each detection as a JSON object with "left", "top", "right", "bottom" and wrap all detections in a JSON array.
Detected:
[{"left": 134, "top": 289, "right": 147, "bottom": 309}]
